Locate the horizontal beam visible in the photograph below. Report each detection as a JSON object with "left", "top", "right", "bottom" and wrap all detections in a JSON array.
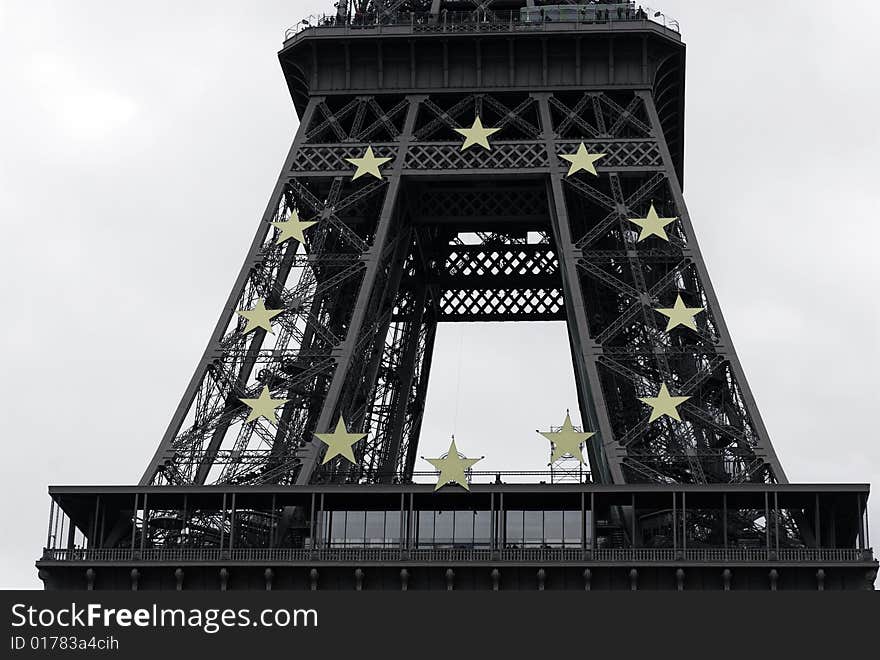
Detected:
[
  {"left": 436, "top": 311, "right": 567, "bottom": 322},
  {"left": 39, "top": 547, "right": 873, "bottom": 568},
  {"left": 48, "top": 483, "right": 872, "bottom": 497}
]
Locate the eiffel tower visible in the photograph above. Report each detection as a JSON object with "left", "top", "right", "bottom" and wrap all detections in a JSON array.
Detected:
[{"left": 38, "top": 1, "right": 876, "bottom": 591}]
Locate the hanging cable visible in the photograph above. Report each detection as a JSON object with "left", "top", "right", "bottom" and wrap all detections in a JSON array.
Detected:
[{"left": 452, "top": 324, "right": 465, "bottom": 434}]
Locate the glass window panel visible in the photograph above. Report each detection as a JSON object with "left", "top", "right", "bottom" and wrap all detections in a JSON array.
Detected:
[
  {"left": 505, "top": 510, "right": 524, "bottom": 547},
  {"left": 473, "top": 510, "right": 491, "bottom": 548},
  {"left": 385, "top": 511, "right": 401, "bottom": 546},
  {"left": 585, "top": 510, "right": 593, "bottom": 548},
  {"left": 435, "top": 510, "right": 454, "bottom": 547},
  {"left": 524, "top": 510, "right": 543, "bottom": 547},
  {"left": 454, "top": 510, "right": 474, "bottom": 547},
  {"left": 417, "top": 511, "right": 434, "bottom": 548},
  {"left": 318, "top": 511, "right": 328, "bottom": 545},
  {"left": 544, "top": 510, "right": 564, "bottom": 547},
  {"left": 564, "top": 510, "right": 582, "bottom": 546},
  {"left": 329, "top": 511, "right": 346, "bottom": 547},
  {"left": 366, "top": 511, "right": 384, "bottom": 546},
  {"left": 346, "top": 510, "right": 365, "bottom": 546}
]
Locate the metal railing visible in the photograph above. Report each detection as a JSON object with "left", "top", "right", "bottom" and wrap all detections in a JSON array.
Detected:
[
  {"left": 42, "top": 547, "right": 870, "bottom": 564},
  {"left": 409, "top": 548, "right": 494, "bottom": 562},
  {"left": 499, "top": 547, "right": 586, "bottom": 562},
  {"left": 284, "top": 7, "right": 679, "bottom": 42},
  {"left": 311, "top": 469, "right": 592, "bottom": 485}
]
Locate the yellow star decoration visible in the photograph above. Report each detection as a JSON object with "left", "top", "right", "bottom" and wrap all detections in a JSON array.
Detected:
[
  {"left": 539, "top": 412, "right": 595, "bottom": 464},
  {"left": 655, "top": 295, "right": 705, "bottom": 332},
  {"left": 270, "top": 209, "right": 317, "bottom": 245},
  {"left": 639, "top": 383, "right": 691, "bottom": 423},
  {"left": 559, "top": 142, "right": 606, "bottom": 176},
  {"left": 425, "top": 439, "right": 482, "bottom": 491},
  {"left": 236, "top": 299, "right": 284, "bottom": 335},
  {"left": 313, "top": 417, "right": 366, "bottom": 465},
  {"left": 345, "top": 146, "right": 392, "bottom": 180},
  {"left": 240, "top": 386, "right": 289, "bottom": 425},
  {"left": 453, "top": 116, "right": 501, "bottom": 151},
  {"left": 628, "top": 203, "right": 677, "bottom": 242}
]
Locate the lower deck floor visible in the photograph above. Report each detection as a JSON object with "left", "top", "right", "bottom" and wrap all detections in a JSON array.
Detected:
[{"left": 38, "top": 560, "right": 877, "bottom": 591}]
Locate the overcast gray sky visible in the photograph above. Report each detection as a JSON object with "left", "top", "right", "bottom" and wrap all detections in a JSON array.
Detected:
[{"left": 1, "top": 1, "right": 878, "bottom": 588}]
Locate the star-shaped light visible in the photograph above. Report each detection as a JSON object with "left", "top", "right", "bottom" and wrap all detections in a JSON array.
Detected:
[
  {"left": 539, "top": 412, "right": 595, "bottom": 464},
  {"left": 628, "top": 203, "right": 677, "bottom": 242},
  {"left": 559, "top": 142, "right": 606, "bottom": 176},
  {"left": 425, "top": 439, "right": 482, "bottom": 491},
  {"left": 240, "top": 386, "right": 289, "bottom": 425},
  {"left": 313, "top": 417, "right": 366, "bottom": 465},
  {"left": 638, "top": 383, "right": 691, "bottom": 423},
  {"left": 345, "top": 146, "right": 392, "bottom": 180},
  {"left": 453, "top": 116, "right": 501, "bottom": 151},
  {"left": 270, "top": 209, "right": 317, "bottom": 245},
  {"left": 655, "top": 295, "right": 705, "bottom": 332},
  {"left": 236, "top": 299, "right": 284, "bottom": 335}
]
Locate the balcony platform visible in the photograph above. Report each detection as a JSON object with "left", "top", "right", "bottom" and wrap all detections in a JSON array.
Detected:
[{"left": 37, "top": 483, "right": 877, "bottom": 591}]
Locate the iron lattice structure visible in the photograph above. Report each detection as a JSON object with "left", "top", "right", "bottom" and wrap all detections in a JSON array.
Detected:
[
  {"left": 35, "top": 2, "right": 877, "bottom": 593},
  {"left": 140, "top": 1, "right": 786, "bottom": 492}
]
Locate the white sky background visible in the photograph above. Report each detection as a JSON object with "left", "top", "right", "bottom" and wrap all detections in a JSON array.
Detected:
[{"left": 0, "top": 1, "right": 878, "bottom": 588}]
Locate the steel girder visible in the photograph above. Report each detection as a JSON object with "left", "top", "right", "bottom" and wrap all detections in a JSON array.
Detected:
[{"left": 141, "top": 87, "right": 785, "bottom": 490}]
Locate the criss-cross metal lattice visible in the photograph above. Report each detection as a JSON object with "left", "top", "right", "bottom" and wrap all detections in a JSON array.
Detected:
[{"left": 141, "top": 8, "right": 784, "bottom": 494}]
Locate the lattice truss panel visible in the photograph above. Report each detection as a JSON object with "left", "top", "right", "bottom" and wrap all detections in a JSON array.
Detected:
[
  {"left": 145, "top": 86, "right": 780, "bottom": 490},
  {"left": 550, "top": 90, "right": 778, "bottom": 485},
  {"left": 337, "top": 1, "right": 582, "bottom": 17},
  {"left": 305, "top": 94, "right": 410, "bottom": 145},
  {"left": 437, "top": 232, "right": 563, "bottom": 321},
  {"left": 150, "top": 174, "right": 393, "bottom": 486},
  {"left": 341, "top": 0, "right": 435, "bottom": 17},
  {"left": 294, "top": 93, "right": 661, "bottom": 176},
  {"left": 309, "top": 201, "right": 428, "bottom": 484},
  {"left": 405, "top": 91, "right": 548, "bottom": 170},
  {"left": 325, "top": 240, "right": 438, "bottom": 484},
  {"left": 411, "top": 183, "right": 564, "bottom": 322},
  {"left": 292, "top": 90, "right": 662, "bottom": 178}
]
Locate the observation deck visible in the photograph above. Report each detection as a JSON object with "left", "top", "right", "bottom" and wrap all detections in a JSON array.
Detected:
[
  {"left": 37, "top": 482, "right": 876, "bottom": 590},
  {"left": 283, "top": 5, "right": 681, "bottom": 43},
  {"left": 277, "top": 2, "right": 686, "bottom": 182}
]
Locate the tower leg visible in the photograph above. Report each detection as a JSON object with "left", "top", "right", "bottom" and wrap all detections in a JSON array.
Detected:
[
  {"left": 294, "top": 98, "right": 422, "bottom": 484},
  {"left": 537, "top": 93, "right": 622, "bottom": 484},
  {"left": 140, "top": 97, "right": 324, "bottom": 486}
]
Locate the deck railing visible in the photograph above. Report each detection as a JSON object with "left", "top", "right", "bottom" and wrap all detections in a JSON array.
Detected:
[
  {"left": 283, "top": 8, "right": 679, "bottom": 42},
  {"left": 42, "top": 547, "right": 870, "bottom": 564}
]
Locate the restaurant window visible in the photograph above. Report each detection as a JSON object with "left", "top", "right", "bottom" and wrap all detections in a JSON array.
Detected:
[
  {"left": 322, "top": 510, "right": 402, "bottom": 547},
  {"left": 524, "top": 510, "right": 542, "bottom": 547},
  {"left": 434, "top": 510, "right": 454, "bottom": 547},
  {"left": 417, "top": 510, "right": 434, "bottom": 547},
  {"left": 506, "top": 510, "right": 525, "bottom": 547},
  {"left": 345, "top": 511, "right": 366, "bottom": 545},
  {"left": 365, "top": 511, "right": 384, "bottom": 546},
  {"left": 564, "top": 510, "right": 582, "bottom": 545},
  {"left": 473, "top": 510, "right": 491, "bottom": 548},
  {"left": 454, "top": 510, "right": 473, "bottom": 546},
  {"left": 544, "top": 510, "right": 563, "bottom": 546},
  {"left": 385, "top": 510, "right": 402, "bottom": 546},
  {"left": 504, "top": 510, "right": 583, "bottom": 548},
  {"left": 414, "top": 510, "right": 493, "bottom": 548}
]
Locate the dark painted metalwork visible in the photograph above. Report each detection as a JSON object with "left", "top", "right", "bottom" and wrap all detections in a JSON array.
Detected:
[
  {"left": 34, "top": 1, "right": 874, "bottom": 590},
  {"left": 137, "top": 3, "right": 769, "bottom": 491},
  {"left": 37, "top": 484, "right": 876, "bottom": 590}
]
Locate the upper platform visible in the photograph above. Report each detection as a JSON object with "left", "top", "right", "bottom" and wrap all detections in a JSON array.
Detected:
[
  {"left": 283, "top": 2, "right": 681, "bottom": 45},
  {"left": 277, "top": 2, "right": 685, "bottom": 175}
]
